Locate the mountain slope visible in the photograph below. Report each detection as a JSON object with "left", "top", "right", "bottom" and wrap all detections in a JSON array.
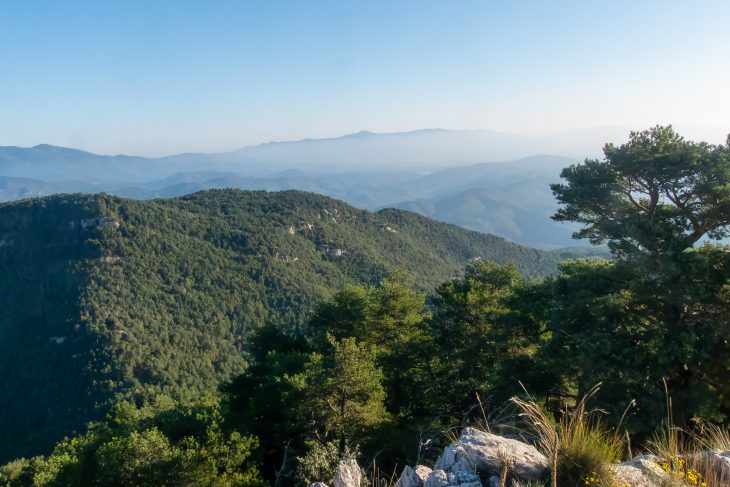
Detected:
[{"left": 0, "top": 189, "right": 565, "bottom": 461}]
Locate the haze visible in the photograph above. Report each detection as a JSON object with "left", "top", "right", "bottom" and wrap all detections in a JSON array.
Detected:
[{"left": 1, "top": 0, "right": 729, "bottom": 156}]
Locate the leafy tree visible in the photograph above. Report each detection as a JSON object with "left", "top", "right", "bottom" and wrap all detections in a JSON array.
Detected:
[
  {"left": 295, "top": 439, "right": 358, "bottom": 487},
  {"left": 227, "top": 281, "right": 430, "bottom": 484},
  {"left": 224, "top": 324, "right": 311, "bottom": 481},
  {"left": 0, "top": 395, "right": 263, "bottom": 487},
  {"left": 295, "top": 336, "right": 389, "bottom": 454},
  {"left": 307, "top": 278, "right": 430, "bottom": 415},
  {"left": 306, "top": 284, "right": 374, "bottom": 344},
  {"left": 551, "top": 125, "right": 730, "bottom": 261},
  {"left": 429, "top": 261, "right": 523, "bottom": 414},
  {"left": 549, "top": 126, "right": 730, "bottom": 432}
]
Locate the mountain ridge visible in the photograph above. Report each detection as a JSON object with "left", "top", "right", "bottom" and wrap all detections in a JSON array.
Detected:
[
  {"left": 0, "top": 154, "right": 585, "bottom": 247},
  {"left": 0, "top": 127, "right": 630, "bottom": 182}
]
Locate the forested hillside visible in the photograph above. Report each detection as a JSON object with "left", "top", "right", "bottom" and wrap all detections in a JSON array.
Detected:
[{"left": 0, "top": 189, "right": 564, "bottom": 462}]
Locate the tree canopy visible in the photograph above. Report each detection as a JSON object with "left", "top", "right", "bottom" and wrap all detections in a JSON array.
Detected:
[{"left": 552, "top": 125, "right": 730, "bottom": 260}]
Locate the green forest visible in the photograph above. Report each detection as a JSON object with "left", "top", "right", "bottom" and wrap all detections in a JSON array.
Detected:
[
  {"left": 0, "top": 182, "right": 568, "bottom": 463},
  {"left": 1, "top": 126, "right": 728, "bottom": 486}
]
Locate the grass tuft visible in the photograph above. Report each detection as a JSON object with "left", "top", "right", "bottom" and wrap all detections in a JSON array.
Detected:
[{"left": 512, "top": 384, "right": 624, "bottom": 487}]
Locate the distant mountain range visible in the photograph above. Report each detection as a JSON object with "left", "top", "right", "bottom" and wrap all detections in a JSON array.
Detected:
[
  {"left": 0, "top": 158, "right": 583, "bottom": 247},
  {"left": 0, "top": 127, "right": 640, "bottom": 247},
  {"left": 0, "top": 127, "right": 634, "bottom": 181}
]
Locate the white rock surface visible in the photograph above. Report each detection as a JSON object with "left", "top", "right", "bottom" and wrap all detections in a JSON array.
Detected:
[
  {"left": 333, "top": 458, "right": 362, "bottom": 487},
  {"left": 424, "top": 468, "right": 482, "bottom": 487},
  {"left": 397, "top": 465, "right": 433, "bottom": 487},
  {"left": 446, "top": 470, "right": 481, "bottom": 487},
  {"left": 424, "top": 469, "right": 450, "bottom": 487},
  {"left": 610, "top": 454, "right": 666, "bottom": 487},
  {"left": 435, "top": 427, "right": 548, "bottom": 481}
]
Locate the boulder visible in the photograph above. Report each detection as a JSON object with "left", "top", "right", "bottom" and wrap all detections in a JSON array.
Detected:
[
  {"left": 424, "top": 469, "right": 450, "bottom": 487},
  {"left": 397, "top": 465, "right": 433, "bottom": 487},
  {"left": 446, "top": 470, "right": 481, "bottom": 487},
  {"left": 424, "top": 468, "right": 481, "bottom": 487},
  {"left": 435, "top": 427, "right": 548, "bottom": 481},
  {"left": 610, "top": 454, "right": 666, "bottom": 487},
  {"left": 333, "top": 458, "right": 362, "bottom": 487},
  {"left": 698, "top": 449, "right": 730, "bottom": 479}
]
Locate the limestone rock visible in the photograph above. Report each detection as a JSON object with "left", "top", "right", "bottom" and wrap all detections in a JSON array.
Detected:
[
  {"left": 333, "top": 458, "right": 362, "bottom": 487},
  {"left": 424, "top": 469, "right": 450, "bottom": 487},
  {"left": 435, "top": 427, "right": 548, "bottom": 481},
  {"left": 610, "top": 454, "right": 666, "bottom": 487},
  {"left": 397, "top": 465, "right": 432, "bottom": 487},
  {"left": 424, "top": 468, "right": 481, "bottom": 487},
  {"left": 447, "top": 470, "right": 481, "bottom": 487}
]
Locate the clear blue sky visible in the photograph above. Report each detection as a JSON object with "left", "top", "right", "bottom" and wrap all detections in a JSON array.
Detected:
[{"left": 1, "top": 0, "right": 728, "bottom": 155}]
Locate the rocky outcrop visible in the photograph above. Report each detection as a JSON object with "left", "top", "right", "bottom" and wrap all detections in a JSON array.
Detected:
[
  {"left": 423, "top": 469, "right": 481, "bottom": 487},
  {"left": 333, "top": 458, "right": 362, "bottom": 487},
  {"left": 314, "top": 428, "right": 729, "bottom": 487},
  {"left": 396, "top": 465, "right": 432, "bottom": 487},
  {"left": 424, "top": 469, "right": 449, "bottom": 487},
  {"left": 609, "top": 450, "right": 730, "bottom": 487},
  {"left": 610, "top": 454, "right": 666, "bottom": 487},
  {"left": 434, "top": 427, "right": 548, "bottom": 482}
]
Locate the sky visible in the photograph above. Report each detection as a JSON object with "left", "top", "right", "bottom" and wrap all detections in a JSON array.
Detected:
[{"left": 1, "top": 0, "right": 729, "bottom": 156}]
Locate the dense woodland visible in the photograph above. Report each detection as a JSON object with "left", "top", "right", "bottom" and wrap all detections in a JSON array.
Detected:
[
  {"left": 0, "top": 126, "right": 728, "bottom": 486},
  {"left": 0, "top": 186, "right": 566, "bottom": 463}
]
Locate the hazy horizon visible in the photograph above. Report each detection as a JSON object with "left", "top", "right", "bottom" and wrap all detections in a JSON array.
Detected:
[
  {"left": 2, "top": 1, "right": 729, "bottom": 156},
  {"left": 1, "top": 124, "right": 728, "bottom": 159}
]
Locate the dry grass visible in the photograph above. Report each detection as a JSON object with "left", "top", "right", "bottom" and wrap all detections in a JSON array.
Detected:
[
  {"left": 365, "top": 459, "right": 399, "bottom": 487},
  {"left": 430, "top": 382, "right": 729, "bottom": 487},
  {"left": 512, "top": 384, "right": 625, "bottom": 487},
  {"left": 511, "top": 391, "right": 559, "bottom": 487},
  {"left": 691, "top": 419, "right": 730, "bottom": 452},
  {"left": 645, "top": 381, "right": 729, "bottom": 487}
]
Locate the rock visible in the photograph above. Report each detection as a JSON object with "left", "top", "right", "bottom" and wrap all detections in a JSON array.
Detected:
[
  {"left": 310, "top": 483, "right": 329, "bottom": 487},
  {"left": 610, "top": 454, "right": 666, "bottom": 487},
  {"left": 698, "top": 449, "right": 730, "bottom": 479},
  {"left": 333, "top": 458, "right": 361, "bottom": 487},
  {"left": 487, "top": 476, "right": 500, "bottom": 487},
  {"left": 424, "top": 469, "right": 450, "bottom": 487},
  {"left": 424, "top": 469, "right": 482, "bottom": 487},
  {"left": 447, "top": 470, "right": 481, "bottom": 487},
  {"left": 621, "top": 454, "right": 665, "bottom": 476},
  {"left": 98, "top": 217, "right": 120, "bottom": 229},
  {"left": 435, "top": 427, "right": 548, "bottom": 482},
  {"left": 397, "top": 465, "right": 432, "bottom": 487}
]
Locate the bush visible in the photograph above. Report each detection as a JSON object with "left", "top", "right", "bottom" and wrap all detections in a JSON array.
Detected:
[{"left": 296, "top": 440, "right": 358, "bottom": 487}]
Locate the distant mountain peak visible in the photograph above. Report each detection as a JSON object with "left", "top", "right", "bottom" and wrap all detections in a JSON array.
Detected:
[{"left": 343, "top": 130, "right": 375, "bottom": 138}]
